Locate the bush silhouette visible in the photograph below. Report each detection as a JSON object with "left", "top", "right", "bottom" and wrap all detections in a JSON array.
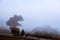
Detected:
[
  {"left": 21, "top": 30, "right": 25, "bottom": 37},
  {"left": 10, "top": 27, "right": 20, "bottom": 36}
]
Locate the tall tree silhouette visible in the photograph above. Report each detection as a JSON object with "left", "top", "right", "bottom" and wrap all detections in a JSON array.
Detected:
[{"left": 6, "top": 15, "right": 23, "bottom": 36}]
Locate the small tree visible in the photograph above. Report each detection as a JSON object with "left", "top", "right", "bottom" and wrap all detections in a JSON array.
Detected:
[{"left": 6, "top": 15, "right": 23, "bottom": 36}]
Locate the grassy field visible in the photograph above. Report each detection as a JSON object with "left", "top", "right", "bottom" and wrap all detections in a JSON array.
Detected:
[
  {"left": 0, "top": 34, "right": 53, "bottom": 40},
  {"left": 0, "top": 33, "right": 60, "bottom": 40},
  {"left": 0, "top": 32, "right": 60, "bottom": 40},
  {"left": 0, "top": 35, "right": 39, "bottom": 40}
]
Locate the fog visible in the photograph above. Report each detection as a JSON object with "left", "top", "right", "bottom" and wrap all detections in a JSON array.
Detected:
[{"left": 0, "top": 0, "right": 60, "bottom": 32}]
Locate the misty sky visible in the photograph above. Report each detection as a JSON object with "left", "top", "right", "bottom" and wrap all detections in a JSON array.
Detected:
[{"left": 0, "top": 0, "right": 60, "bottom": 31}]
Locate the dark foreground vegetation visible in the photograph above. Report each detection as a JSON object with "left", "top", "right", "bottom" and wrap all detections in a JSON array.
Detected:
[
  {"left": 26, "top": 32, "right": 60, "bottom": 40},
  {"left": 0, "top": 34, "right": 39, "bottom": 40},
  {"left": 0, "top": 33, "right": 60, "bottom": 40}
]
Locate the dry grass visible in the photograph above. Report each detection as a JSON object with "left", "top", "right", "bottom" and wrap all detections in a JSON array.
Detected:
[
  {"left": 0, "top": 35, "right": 39, "bottom": 40},
  {"left": 0, "top": 35, "right": 54, "bottom": 40}
]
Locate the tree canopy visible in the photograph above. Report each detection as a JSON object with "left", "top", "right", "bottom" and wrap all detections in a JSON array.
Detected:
[{"left": 6, "top": 15, "right": 23, "bottom": 27}]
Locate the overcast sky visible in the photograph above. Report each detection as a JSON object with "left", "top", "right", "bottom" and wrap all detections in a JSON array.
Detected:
[{"left": 0, "top": 0, "right": 60, "bottom": 31}]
